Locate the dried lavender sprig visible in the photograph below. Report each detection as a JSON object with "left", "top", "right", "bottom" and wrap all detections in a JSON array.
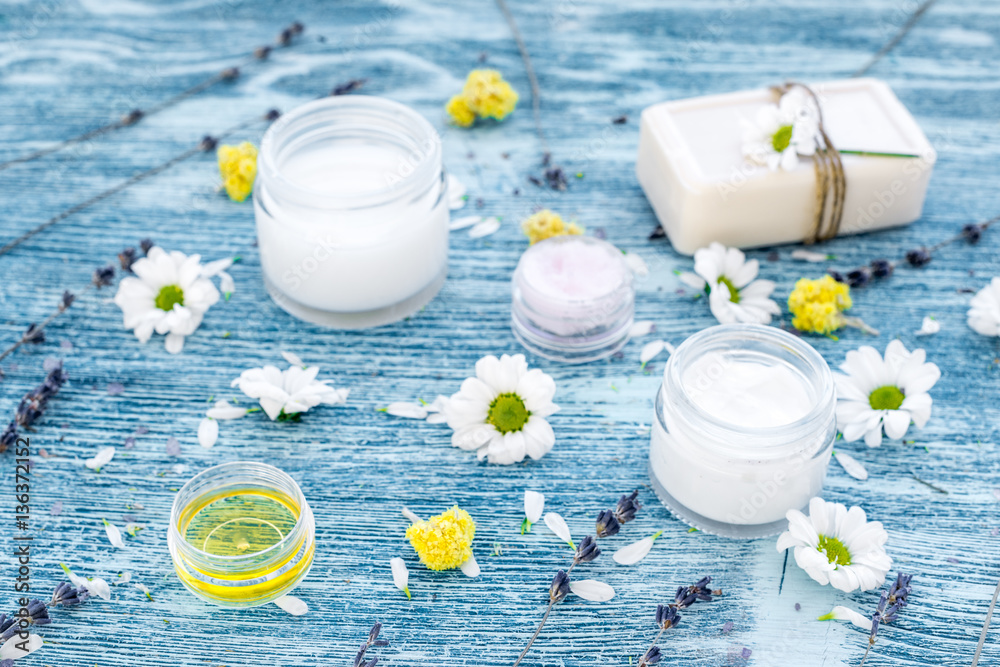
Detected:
[
  {"left": 859, "top": 572, "right": 912, "bottom": 667},
  {"left": 829, "top": 214, "right": 999, "bottom": 288},
  {"left": 637, "top": 576, "right": 720, "bottom": 667},
  {"left": 353, "top": 621, "right": 389, "bottom": 667},
  {"left": 0, "top": 113, "right": 273, "bottom": 259},
  {"left": 972, "top": 576, "right": 1000, "bottom": 667},
  {"left": 0, "top": 361, "right": 68, "bottom": 453},
  {"left": 0, "top": 23, "right": 304, "bottom": 173},
  {"left": 50, "top": 582, "right": 89, "bottom": 607},
  {"left": 0, "top": 291, "right": 75, "bottom": 365}
]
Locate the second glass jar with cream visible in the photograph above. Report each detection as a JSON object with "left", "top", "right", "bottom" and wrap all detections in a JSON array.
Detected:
[
  {"left": 254, "top": 96, "right": 449, "bottom": 329},
  {"left": 648, "top": 324, "right": 836, "bottom": 538}
]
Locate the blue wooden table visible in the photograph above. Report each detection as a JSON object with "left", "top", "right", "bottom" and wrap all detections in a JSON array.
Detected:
[{"left": 1, "top": 1, "right": 998, "bottom": 665}]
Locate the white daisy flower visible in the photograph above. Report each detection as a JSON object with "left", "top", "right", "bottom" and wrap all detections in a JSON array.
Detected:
[
  {"left": 742, "top": 87, "right": 819, "bottom": 171},
  {"left": 834, "top": 340, "right": 941, "bottom": 447},
  {"left": 678, "top": 242, "right": 780, "bottom": 325},
  {"left": 968, "top": 277, "right": 1000, "bottom": 337},
  {"left": 113, "top": 247, "right": 232, "bottom": 354},
  {"left": 231, "top": 354, "right": 350, "bottom": 421},
  {"left": 443, "top": 354, "right": 558, "bottom": 465},
  {"left": 776, "top": 497, "right": 892, "bottom": 592}
]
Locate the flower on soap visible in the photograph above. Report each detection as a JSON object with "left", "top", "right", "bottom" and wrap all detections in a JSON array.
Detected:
[
  {"left": 217, "top": 142, "right": 258, "bottom": 202},
  {"left": 678, "top": 242, "right": 780, "bottom": 325},
  {"left": 405, "top": 505, "right": 477, "bottom": 572},
  {"left": 446, "top": 69, "right": 518, "bottom": 127},
  {"left": 521, "top": 209, "right": 584, "bottom": 245},
  {"left": 443, "top": 353, "right": 559, "bottom": 464},
  {"left": 967, "top": 277, "right": 1000, "bottom": 337},
  {"left": 787, "top": 275, "right": 854, "bottom": 335},
  {"left": 776, "top": 497, "right": 891, "bottom": 592},
  {"left": 113, "top": 246, "right": 234, "bottom": 354},
  {"left": 742, "top": 87, "right": 819, "bottom": 171},
  {"left": 834, "top": 340, "right": 940, "bottom": 448}
]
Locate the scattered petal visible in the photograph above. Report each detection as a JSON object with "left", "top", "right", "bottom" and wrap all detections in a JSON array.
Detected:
[
  {"left": 384, "top": 402, "right": 429, "bottom": 419},
  {"left": 612, "top": 532, "right": 661, "bottom": 565},
  {"left": 390, "top": 557, "right": 410, "bottom": 599},
  {"left": 281, "top": 351, "right": 304, "bottom": 367},
  {"left": 791, "top": 249, "right": 830, "bottom": 263},
  {"left": 915, "top": 316, "right": 940, "bottom": 336},
  {"left": 640, "top": 340, "right": 672, "bottom": 365},
  {"left": 84, "top": 446, "right": 115, "bottom": 470},
  {"left": 570, "top": 579, "right": 615, "bottom": 602},
  {"left": 818, "top": 605, "right": 873, "bottom": 631},
  {"left": 198, "top": 417, "right": 219, "bottom": 448},
  {"left": 206, "top": 400, "right": 249, "bottom": 420},
  {"left": 50, "top": 501, "right": 63, "bottom": 517},
  {"left": 107, "top": 382, "right": 125, "bottom": 396},
  {"left": 447, "top": 174, "right": 468, "bottom": 210},
  {"left": 274, "top": 594, "right": 309, "bottom": 615},
  {"left": 524, "top": 490, "right": 545, "bottom": 524},
  {"left": 468, "top": 216, "right": 501, "bottom": 239},
  {"left": 84, "top": 577, "right": 112, "bottom": 601},
  {"left": 543, "top": 512, "right": 572, "bottom": 545},
  {"left": 104, "top": 519, "right": 126, "bottom": 549},
  {"left": 833, "top": 450, "right": 868, "bottom": 481},
  {"left": 624, "top": 252, "right": 649, "bottom": 276},
  {"left": 629, "top": 320, "right": 655, "bottom": 338},
  {"left": 166, "top": 437, "right": 181, "bottom": 456},
  {"left": 0, "top": 633, "right": 42, "bottom": 660},
  {"left": 134, "top": 583, "right": 153, "bottom": 600},
  {"left": 449, "top": 215, "right": 482, "bottom": 231},
  {"left": 459, "top": 553, "right": 481, "bottom": 578}
]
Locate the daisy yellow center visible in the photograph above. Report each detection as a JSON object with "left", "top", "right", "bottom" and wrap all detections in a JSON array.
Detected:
[
  {"left": 869, "top": 385, "right": 905, "bottom": 411},
  {"left": 772, "top": 124, "right": 794, "bottom": 153},
  {"left": 487, "top": 393, "right": 530, "bottom": 434},
  {"left": 717, "top": 276, "right": 741, "bottom": 303},
  {"left": 154, "top": 284, "right": 185, "bottom": 311},
  {"left": 817, "top": 534, "right": 852, "bottom": 566}
]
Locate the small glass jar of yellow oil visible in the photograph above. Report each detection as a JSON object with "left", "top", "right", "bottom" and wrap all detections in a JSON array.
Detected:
[{"left": 168, "top": 461, "right": 315, "bottom": 607}]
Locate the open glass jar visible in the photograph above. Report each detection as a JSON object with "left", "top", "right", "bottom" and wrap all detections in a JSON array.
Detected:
[
  {"left": 648, "top": 324, "right": 836, "bottom": 538},
  {"left": 254, "top": 95, "right": 449, "bottom": 329},
  {"left": 168, "top": 462, "right": 315, "bottom": 607}
]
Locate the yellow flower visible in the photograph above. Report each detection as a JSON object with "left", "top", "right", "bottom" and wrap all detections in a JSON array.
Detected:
[
  {"left": 405, "top": 505, "right": 476, "bottom": 571},
  {"left": 522, "top": 209, "right": 584, "bottom": 245},
  {"left": 446, "top": 95, "right": 476, "bottom": 128},
  {"left": 788, "top": 275, "right": 853, "bottom": 334},
  {"left": 446, "top": 69, "right": 518, "bottom": 126},
  {"left": 217, "top": 142, "right": 258, "bottom": 202}
]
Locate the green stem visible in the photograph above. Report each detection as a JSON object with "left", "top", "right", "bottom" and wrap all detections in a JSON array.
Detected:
[{"left": 838, "top": 150, "right": 921, "bottom": 159}]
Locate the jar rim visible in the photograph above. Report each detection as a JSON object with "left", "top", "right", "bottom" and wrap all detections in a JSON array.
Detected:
[
  {"left": 169, "top": 461, "right": 310, "bottom": 564},
  {"left": 257, "top": 95, "right": 442, "bottom": 211},
  {"left": 660, "top": 323, "right": 835, "bottom": 456}
]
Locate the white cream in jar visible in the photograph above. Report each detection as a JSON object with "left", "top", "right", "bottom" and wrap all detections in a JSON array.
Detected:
[
  {"left": 254, "top": 96, "right": 449, "bottom": 329},
  {"left": 648, "top": 323, "right": 836, "bottom": 538}
]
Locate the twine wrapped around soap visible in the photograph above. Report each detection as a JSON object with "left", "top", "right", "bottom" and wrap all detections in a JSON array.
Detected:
[{"left": 771, "top": 82, "right": 846, "bottom": 245}]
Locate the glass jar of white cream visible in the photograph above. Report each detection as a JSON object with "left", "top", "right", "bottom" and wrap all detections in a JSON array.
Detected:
[
  {"left": 254, "top": 96, "right": 449, "bottom": 329},
  {"left": 648, "top": 323, "right": 836, "bottom": 538}
]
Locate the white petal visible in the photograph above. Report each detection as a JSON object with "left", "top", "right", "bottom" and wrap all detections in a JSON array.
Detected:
[
  {"left": 833, "top": 450, "right": 868, "bottom": 481},
  {"left": 390, "top": 557, "right": 409, "bottom": 591},
  {"left": 459, "top": 553, "right": 481, "bottom": 578},
  {"left": 104, "top": 521, "right": 126, "bottom": 549},
  {"left": 84, "top": 577, "right": 112, "bottom": 601},
  {"left": 819, "top": 606, "right": 874, "bottom": 631},
  {"left": 791, "top": 249, "right": 829, "bottom": 263},
  {"left": 612, "top": 536, "right": 656, "bottom": 565},
  {"left": 0, "top": 633, "right": 42, "bottom": 659},
  {"left": 449, "top": 215, "right": 483, "bottom": 231},
  {"left": 281, "top": 351, "right": 305, "bottom": 367},
  {"left": 544, "top": 512, "right": 572, "bottom": 544},
  {"left": 84, "top": 446, "right": 116, "bottom": 470},
  {"left": 570, "top": 579, "right": 615, "bottom": 602},
  {"left": 915, "top": 316, "right": 940, "bottom": 336},
  {"left": 206, "top": 401, "right": 250, "bottom": 420},
  {"left": 678, "top": 271, "right": 707, "bottom": 289},
  {"left": 468, "top": 216, "right": 501, "bottom": 238},
  {"left": 273, "top": 595, "right": 309, "bottom": 616},
  {"left": 61, "top": 564, "right": 88, "bottom": 589},
  {"left": 219, "top": 271, "right": 235, "bottom": 296},
  {"left": 385, "top": 402, "right": 429, "bottom": 419},
  {"left": 200, "top": 257, "right": 234, "bottom": 278},
  {"left": 164, "top": 332, "right": 185, "bottom": 354},
  {"left": 640, "top": 340, "right": 666, "bottom": 365},
  {"left": 447, "top": 173, "right": 467, "bottom": 209},
  {"left": 198, "top": 417, "right": 219, "bottom": 448},
  {"left": 629, "top": 320, "right": 655, "bottom": 338},
  {"left": 524, "top": 490, "right": 545, "bottom": 523},
  {"left": 624, "top": 252, "right": 649, "bottom": 276}
]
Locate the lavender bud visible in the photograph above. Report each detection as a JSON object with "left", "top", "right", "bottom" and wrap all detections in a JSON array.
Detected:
[
  {"left": 278, "top": 28, "right": 293, "bottom": 46},
  {"left": 905, "top": 248, "right": 932, "bottom": 267},
  {"left": 265, "top": 108, "right": 282, "bottom": 121},
  {"left": 615, "top": 490, "right": 640, "bottom": 524},
  {"left": 595, "top": 509, "right": 620, "bottom": 538},
  {"left": 23, "top": 324, "right": 44, "bottom": 345},
  {"left": 200, "top": 135, "right": 218, "bottom": 152},
  {"left": 290, "top": 21, "right": 305, "bottom": 34},
  {"left": 847, "top": 267, "right": 871, "bottom": 288},
  {"left": 332, "top": 79, "right": 367, "bottom": 96},
  {"left": 139, "top": 238, "right": 154, "bottom": 255},
  {"left": 549, "top": 570, "right": 571, "bottom": 604},
  {"left": 574, "top": 535, "right": 600, "bottom": 563},
  {"left": 254, "top": 45, "right": 272, "bottom": 60},
  {"left": 648, "top": 226, "right": 666, "bottom": 240},
  {"left": 641, "top": 646, "right": 662, "bottom": 665},
  {"left": 545, "top": 166, "right": 568, "bottom": 191},
  {"left": 60, "top": 290, "right": 75, "bottom": 310},
  {"left": 655, "top": 603, "right": 680, "bottom": 630},
  {"left": 368, "top": 622, "right": 382, "bottom": 642},
  {"left": 119, "top": 247, "right": 138, "bottom": 272},
  {"left": 121, "top": 109, "right": 144, "bottom": 125},
  {"left": 92, "top": 265, "right": 115, "bottom": 287},
  {"left": 220, "top": 67, "right": 239, "bottom": 80},
  {"left": 828, "top": 270, "right": 847, "bottom": 283},
  {"left": 962, "top": 223, "right": 983, "bottom": 244},
  {"left": 870, "top": 259, "right": 894, "bottom": 278}
]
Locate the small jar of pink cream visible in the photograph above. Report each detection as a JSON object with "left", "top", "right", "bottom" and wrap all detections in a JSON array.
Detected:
[{"left": 511, "top": 235, "right": 635, "bottom": 363}]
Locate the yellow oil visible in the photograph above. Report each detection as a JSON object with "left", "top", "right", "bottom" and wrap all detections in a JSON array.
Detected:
[{"left": 173, "top": 486, "right": 314, "bottom": 606}]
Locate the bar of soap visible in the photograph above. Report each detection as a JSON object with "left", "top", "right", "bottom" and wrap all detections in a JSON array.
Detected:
[{"left": 636, "top": 78, "right": 935, "bottom": 255}]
